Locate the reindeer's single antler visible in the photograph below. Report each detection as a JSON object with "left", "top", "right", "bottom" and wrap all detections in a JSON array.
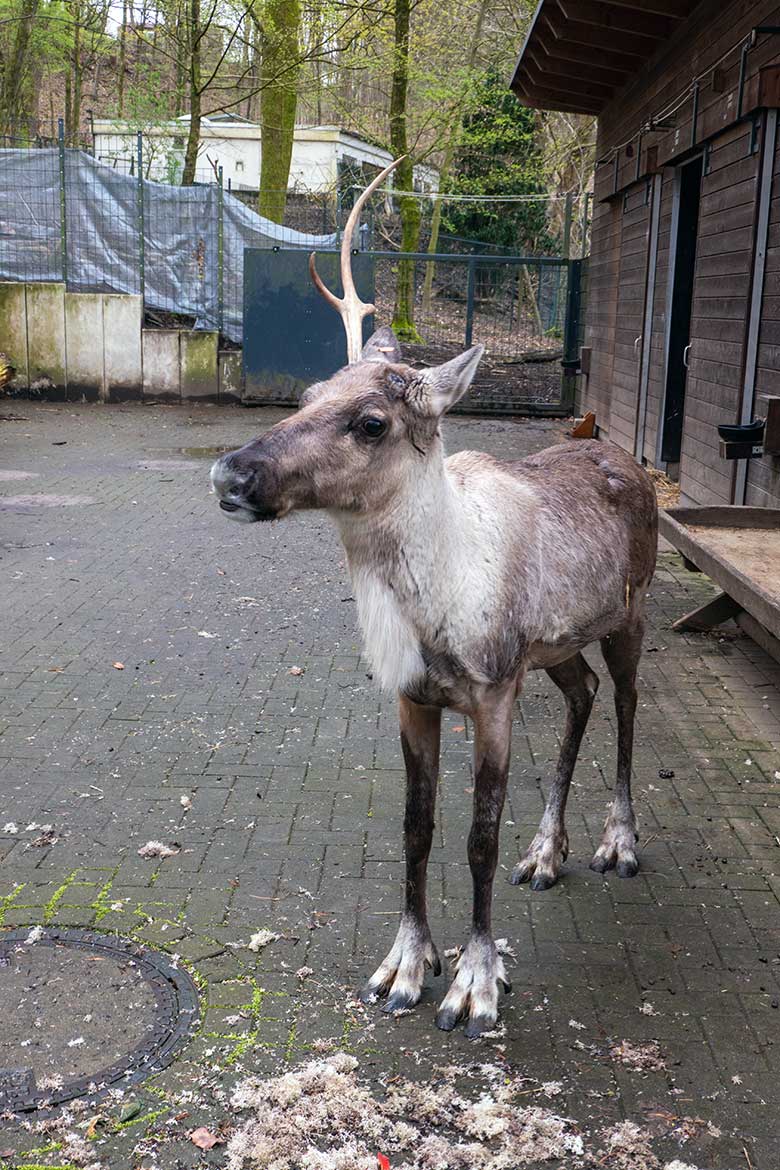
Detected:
[{"left": 310, "top": 156, "right": 405, "bottom": 364}]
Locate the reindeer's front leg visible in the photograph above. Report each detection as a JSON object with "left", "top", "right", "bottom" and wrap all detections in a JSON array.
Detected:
[
  {"left": 436, "top": 682, "right": 515, "bottom": 1038},
  {"left": 360, "top": 695, "right": 441, "bottom": 1012}
]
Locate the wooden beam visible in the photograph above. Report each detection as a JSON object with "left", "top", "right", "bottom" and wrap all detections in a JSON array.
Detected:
[
  {"left": 512, "top": 81, "right": 603, "bottom": 116},
  {"left": 556, "top": 0, "right": 672, "bottom": 41},
  {"left": 522, "top": 60, "right": 616, "bottom": 100},
  {"left": 536, "top": 37, "right": 641, "bottom": 77},
  {"left": 543, "top": 11, "right": 659, "bottom": 59},
  {"left": 672, "top": 591, "right": 742, "bottom": 632},
  {"left": 597, "top": 0, "right": 691, "bottom": 17},
  {"left": 526, "top": 46, "right": 629, "bottom": 86}
]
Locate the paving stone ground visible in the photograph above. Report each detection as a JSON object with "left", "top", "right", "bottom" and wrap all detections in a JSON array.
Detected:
[{"left": 1, "top": 401, "right": 779, "bottom": 1169}]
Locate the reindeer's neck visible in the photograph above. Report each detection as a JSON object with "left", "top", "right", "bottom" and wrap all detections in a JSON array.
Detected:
[
  {"left": 333, "top": 449, "right": 515, "bottom": 692},
  {"left": 336, "top": 449, "right": 464, "bottom": 585}
]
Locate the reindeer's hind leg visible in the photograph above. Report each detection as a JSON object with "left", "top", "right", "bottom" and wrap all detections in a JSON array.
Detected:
[
  {"left": 360, "top": 695, "right": 441, "bottom": 1012},
  {"left": 511, "top": 653, "right": 599, "bottom": 891},
  {"left": 590, "top": 621, "right": 644, "bottom": 878}
]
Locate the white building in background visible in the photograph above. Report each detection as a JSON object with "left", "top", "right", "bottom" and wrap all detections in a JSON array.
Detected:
[{"left": 91, "top": 114, "right": 439, "bottom": 197}]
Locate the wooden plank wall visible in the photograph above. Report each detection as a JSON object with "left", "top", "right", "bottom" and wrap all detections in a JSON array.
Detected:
[
  {"left": 582, "top": 197, "right": 620, "bottom": 427},
  {"left": 581, "top": 0, "right": 780, "bottom": 507},
  {"left": 683, "top": 121, "right": 759, "bottom": 504},
  {"left": 641, "top": 174, "right": 675, "bottom": 466},
  {"left": 609, "top": 187, "right": 651, "bottom": 452},
  {"left": 748, "top": 130, "right": 780, "bottom": 505}
]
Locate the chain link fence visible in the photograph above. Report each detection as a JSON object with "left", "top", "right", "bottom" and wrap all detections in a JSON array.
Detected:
[
  {"left": 0, "top": 128, "right": 338, "bottom": 343},
  {"left": 0, "top": 124, "right": 588, "bottom": 390},
  {"left": 373, "top": 252, "right": 570, "bottom": 408}
]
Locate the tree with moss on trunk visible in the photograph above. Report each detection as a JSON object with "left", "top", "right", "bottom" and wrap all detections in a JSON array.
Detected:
[
  {"left": 0, "top": 0, "right": 41, "bottom": 138},
  {"left": 389, "top": 0, "right": 421, "bottom": 341},
  {"left": 251, "top": 0, "right": 301, "bottom": 223}
]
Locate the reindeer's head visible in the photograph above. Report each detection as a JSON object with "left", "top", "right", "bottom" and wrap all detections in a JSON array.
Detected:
[{"left": 211, "top": 158, "right": 483, "bottom": 525}]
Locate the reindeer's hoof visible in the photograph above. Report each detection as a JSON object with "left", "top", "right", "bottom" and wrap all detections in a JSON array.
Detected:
[
  {"left": 589, "top": 855, "right": 613, "bottom": 874},
  {"left": 359, "top": 915, "right": 440, "bottom": 1013},
  {"left": 590, "top": 836, "right": 639, "bottom": 878},
  {"left": 434, "top": 1005, "right": 459, "bottom": 1032},
  {"left": 434, "top": 934, "right": 511, "bottom": 1038},
  {"left": 464, "top": 1014, "right": 497, "bottom": 1040},
  {"left": 383, "top": 988, "right": 420, "bottom": 1014},
  {"left": 510, "top": 829, "right": 568, "bottom": 890}
]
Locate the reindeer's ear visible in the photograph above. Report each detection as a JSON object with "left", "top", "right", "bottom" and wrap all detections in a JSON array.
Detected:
[
  {"left": 299, "top": 380, "right": 327, "bottom": 408},
  {"left": 415, "top": 345, "right": 484, "bottom": 415},
  {"left": 361, "top": 326, "right": 403, "bottom": 364}
]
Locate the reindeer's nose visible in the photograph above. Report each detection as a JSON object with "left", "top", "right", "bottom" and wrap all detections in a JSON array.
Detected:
[
  {"left": 211, "top": 454, "right": 251, "bottom": 499},
  {"left": 210, "top": 451, "right": 280, "bottom": 523}
]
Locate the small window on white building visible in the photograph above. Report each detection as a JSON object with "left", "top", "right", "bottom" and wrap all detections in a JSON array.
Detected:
[{"left": 235, "top": 160, "right": 245, "bottom": 172}]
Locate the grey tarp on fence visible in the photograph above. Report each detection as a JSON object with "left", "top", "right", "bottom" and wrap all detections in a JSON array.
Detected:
[{"left": 0, "top": 148, "right": 339, "bottom": 342}]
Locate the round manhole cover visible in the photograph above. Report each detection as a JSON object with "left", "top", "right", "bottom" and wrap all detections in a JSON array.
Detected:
[{"left": 0, "top": 928, "right": 198, "bottom": 1112}]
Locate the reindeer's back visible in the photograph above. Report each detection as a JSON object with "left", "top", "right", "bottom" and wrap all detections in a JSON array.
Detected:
[
  {"left": 511, "top": 438, "right": 658, "bottom": 588},
  {"left": 445, "top": 438, "right": 657, "bottom": 644}
]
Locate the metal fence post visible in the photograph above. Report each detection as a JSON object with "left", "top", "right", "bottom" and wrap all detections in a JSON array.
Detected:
[
  {"left": 465, "top": 257, "right": 476, "bottom": 347},
  {"left": 217, "top": 165, "right": 224, "bottom": 335},
  {"left": 136, "top": 132, "right": 145, "bottom": 300},
  {"left": 57, "top": 118, "right": 68, "bottom": 284},
  {"left": 561, "top": 258, "right": 582, "bottom": 413},
  {"left": 562, "top": 192, "right": 573, "bottom": 259},
  {"left": 580, "top": 191, "right": 591, "bottom": 259}
]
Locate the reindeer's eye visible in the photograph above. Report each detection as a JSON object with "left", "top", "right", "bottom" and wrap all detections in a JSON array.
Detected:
[{"left": 359, "top": 416, "right": 387, "bottom": 439}]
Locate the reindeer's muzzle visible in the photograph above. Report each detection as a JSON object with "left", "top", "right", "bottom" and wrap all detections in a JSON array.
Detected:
[{"left": 210, "top": 449, "right": 280, "bottom": 523}]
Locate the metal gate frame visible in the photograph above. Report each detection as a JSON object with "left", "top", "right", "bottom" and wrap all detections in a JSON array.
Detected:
[{"left": 243, "top": 248, "right": 584, "bottom": 416}]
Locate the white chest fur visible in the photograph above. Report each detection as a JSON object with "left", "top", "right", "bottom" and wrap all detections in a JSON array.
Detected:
[{"left": 350, "top": 567, "right": 425, "bottom": 692}]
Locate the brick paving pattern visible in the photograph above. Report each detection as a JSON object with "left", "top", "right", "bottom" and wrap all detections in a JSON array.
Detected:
[{"left": 1, "top": 402, "right": 779, "bottom": 1168}]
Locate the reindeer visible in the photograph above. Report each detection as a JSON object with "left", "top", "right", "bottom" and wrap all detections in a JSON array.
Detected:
[{"left": 211, "top": 160, "right": 658, "bottom": 1037}]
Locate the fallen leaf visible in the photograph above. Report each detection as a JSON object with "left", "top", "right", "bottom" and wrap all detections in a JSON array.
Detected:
[
  {"left": 452, "top": 725, "right": 466, "bottom": 732},
  {"left": 377, "top": 1156, "right": 390, "bottom": 1170},
  {"left": 190, "top": 1127, "right": 222, "bottom": 1150},
  {"left": 119, "top": 1100, "right": 141, "bottom": 1122},
  {"left": 112, "top": 661, "right": 125, "bottom": 670},
  {"left": 288, "top": 665, "right": 305, "bottom": 676},
  {"left": 86, "top": 1114, "right": 101, "bottom": 1137}
]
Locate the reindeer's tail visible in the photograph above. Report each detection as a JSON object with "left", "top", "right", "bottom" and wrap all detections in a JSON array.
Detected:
[{"left": 0, "top": 352, "right": 15, "bottom": 389}]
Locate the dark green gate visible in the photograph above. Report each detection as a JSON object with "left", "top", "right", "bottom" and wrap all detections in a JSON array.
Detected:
[{"left": 243, "top": 248, "right": 583, "bottom": 415}]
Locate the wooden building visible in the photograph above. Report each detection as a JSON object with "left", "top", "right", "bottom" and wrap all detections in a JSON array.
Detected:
[{"left": 512, "top": 1, "right": 780, "bottom": 507}]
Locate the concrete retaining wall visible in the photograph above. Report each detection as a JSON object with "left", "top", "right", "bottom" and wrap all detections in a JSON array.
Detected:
[{"left": 0, "top": 282, "right": 242, "bottom": 404}]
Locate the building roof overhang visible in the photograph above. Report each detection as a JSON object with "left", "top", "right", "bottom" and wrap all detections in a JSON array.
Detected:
[{"left": 511, "top": 0, "right": 700, "bottom": 115}]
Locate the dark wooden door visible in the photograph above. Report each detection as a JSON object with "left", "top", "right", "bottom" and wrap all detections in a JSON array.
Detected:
[
  {"left": 660, "top": 157, "right": 703, "bottom": 466},
  {"left": 609, "top": 185, "right": 653, "bottom": 452}
]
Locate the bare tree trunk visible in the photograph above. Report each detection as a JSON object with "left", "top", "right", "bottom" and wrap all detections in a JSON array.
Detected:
[
  {"left": 421, "top": 0, "right": 489, "bottom": 319},
  {"left": 257, "top": 0, "right": 301, "bottom": 224},
  {"left": 0, "top": 0, "right": 41, "bottom": 138},
  {"left": 390, "top": 0, "right": 421, "bottom": 342},
  {"left": 173, "top": 0, "right": 187, "bottom": 116},
  {"left": 181, "top": 0, "right": 201, "bottom": 184},
  {"left": 69, "top": 3, "right": 83, "bottom": 145},
  {"left": 117, "top": 0, "right": 128, "bottom": 116}
]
